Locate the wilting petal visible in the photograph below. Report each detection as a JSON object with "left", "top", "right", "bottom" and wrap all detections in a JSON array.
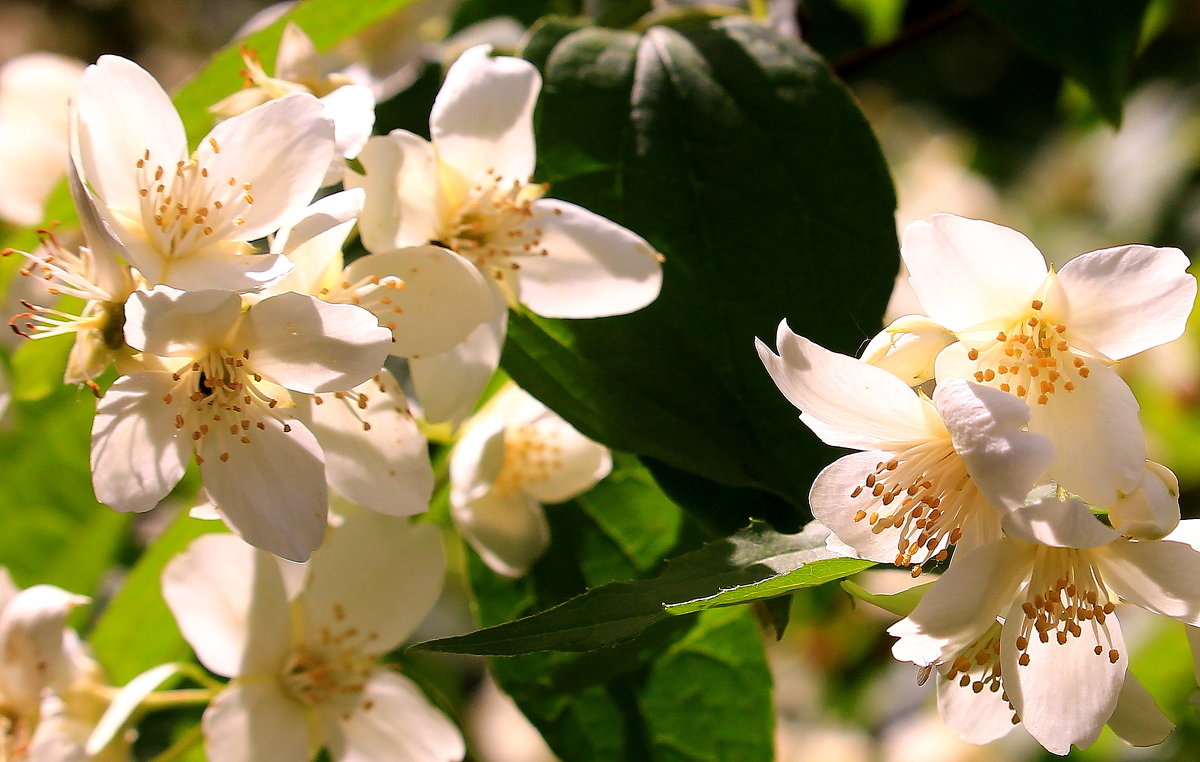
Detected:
[
  {"left": 323, "top": 670, "right": 464, "bottom": 762},
  {"left": 1027, "top": 362, "right": 1145, "bottom": 507},
  {"left": 0, "top": 585, "right": 87, "bottom": 715},
  {"left": 342, "top": 245, "right": 494, "bottom": 358},
  {"left": 91, "top": 373, "right": 190, "bottom": 513},
  {"left": 297, "top": 371, "right": 433, "bottom": 516},
  {"left": 757, "top": 322, "right": 944, "bottom": 450},
  {"left": 193, "top": 94, "right": 334, "bottom": 241},
  {"left": 198, "top": 417, "right": 328, "bottom": 562},
  {"left": 203, "top": 681, "right": 311, "bottom": 762},
  {"left": 860, "top": 314, "right": 955, "bottom": 386},
  {"left": 303, "top": 512, "right": 445, "bottom": 651},
  {"left": 74, "top": 55, "right": 186, "bottom": 213},
  {"left": 411, "top": 308, "right": 506, "bottom": 424},
  {"left": 1000, "top": 495, "right": 1120, "bottom": 549},
  {"left": 1109, "top": 461, "right": 1180, "bottom": 540},
  {"left": 454, "top": 489, "right": 550, "bottom": 579},
  {"left": 1106, "top": 674, "right": 1174, "bottom": 748},
  {"left": 124, "top": 287, "right": 241, "bottom": 357},
  {"left": 1001, "top": 600, "right": 1126, "bottom": 755},
  {"left": 1098, "top": 538, "right": 1200, "bottom": 626},
  {"left": 348, "top": 131, "right": 443, "bottom": 253},
  {"left": 1056, "top": 245, "right": 1195, "bottom": 361},
  {"left": 889, "top": 540, "right": 1033, "bottom": 666},
  {"left": 934, "top": 379, "right": 1053, "bottom": 513},
  {"left": 161, "top": 534, "right": 290, "bottom": 678},
  {"left": 430, "top": 45, "right": 537, "bottom": 183},
  {"left": 516, "top": 199, "right": 662, "bottom": 318},
  {"left": 236, "top": 293, "right": 391, "bottom": 394},
  {"left": 902, "top": 215, "right": 1049, "bottom": 332}
]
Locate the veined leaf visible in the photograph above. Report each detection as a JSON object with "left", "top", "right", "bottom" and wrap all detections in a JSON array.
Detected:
[{"left": 419, "top": 521, "right": 872, "bottom": 655}]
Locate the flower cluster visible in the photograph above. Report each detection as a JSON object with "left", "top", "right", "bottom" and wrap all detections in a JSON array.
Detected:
[
  {"left": 7, "top": 36, "right": 657, "bottom": 762},
  {"left": 758, "top": 214, "right": 1199, "bottom": 755}
]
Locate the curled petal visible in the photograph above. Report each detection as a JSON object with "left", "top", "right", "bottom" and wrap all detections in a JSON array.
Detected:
[
  {"left": 347, "top": 131, "right": 443, "bottom": 253},
  {"left": 860, "top": 314, "right": 955, "bottom": 385},
  {"left": 454, "top": 489, "right": 551, "bottom": 578},
  {"left": 1000, "top": 495, "right": 1120, "bottom": 549},
  {"left": 1098, "top": 538, "right": 1200, "bottom": 626},
  {"left": 1109, "top": 461, "right": 1180, "bottom": 540}
]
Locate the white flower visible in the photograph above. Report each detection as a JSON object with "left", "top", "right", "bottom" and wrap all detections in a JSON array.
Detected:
[
  {"left": 450, "top": 384, "right": 612, "bottom": 577},
  {"left": 757, "top": 321, "right": 1054, "bottom": 570},
  {"left": 72, "top": 55, "right": 334, "bottom": 292},
  {"left": 859, "top": 314, "right": 955, "bottom": 387},
  {"left": 902, "top": 214, "right": 1196, "bottom": 506},
  {"left": 210, "top": 23, "right": 375, "bottom": 186},
  {"left": 161, "top": 510, "right": 464, "bottom": 762},
  {"left": 348, "top": 44, "right": 663, "bottom": 422},
  {"left": 0, "top": 53, "right": 84, "bottom": 226},
  {"left": 889, "top": 500, "right": 1200, "bottom": 754},
  {"left": 90, "top": 286, "right": 390, "bottom": 561}
]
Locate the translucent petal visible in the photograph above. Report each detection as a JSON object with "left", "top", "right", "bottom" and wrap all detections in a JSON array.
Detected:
[
  {"left": 202, "top": 681, "right": 311, "bottom": 762},
  {"left": 410, "top": 307, "right": 506, "bottom": 424},
  {"left": 322, "top": 671, "right": 464, "bottom": 762},
  {"left": 124, "top": 286, "right": 240, "bottom": 357},
  {"left": 453, "top": 489, "right": 550, "bottom": 578},
  {"left": 1106, "top": 674, "right": 1173, "bottom": 748},
  {"left": 347, "top": 131, "right": 443, "bottom": 253},
  {"left": 1098, "top": 539, "right": 1200, "bottom": 626},
  {"left": 1109, "top": 461, "right": 1180, "bottom": 540}
]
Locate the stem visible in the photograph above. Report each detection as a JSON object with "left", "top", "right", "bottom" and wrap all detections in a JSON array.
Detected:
[
  {"left": 149, "top": 724, "right": 204, "bottom": 762},
  {"left": 138, "top": 689, "right": 215, "bottom": 710},
  {"left": 832, "top": 2, "right": 972, "bottom": 79}
]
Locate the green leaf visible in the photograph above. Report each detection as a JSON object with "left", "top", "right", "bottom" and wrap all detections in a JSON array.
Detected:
[
  {"left": 968, "top": 0, "right": 1151, "bottom": 125},
  {"left": 89, "top": 510, "right": 225, "bottom": 683},
  {"left": 840, "top": 578, "right": 933, "bottom": 617},
  {"left": 9, "top": 333, "right": 71, "bottom": 402},
  {"left": 504, "top": 18, "right": 897, "bottom": 526},
  {"left": 419, "top": 521, "right": 871, "bottom": 654},
  {"left": 463, "top": 460, "right": 773, "bottom": 761},
  {"left": 0, "top": 387, "right": 129, "bottom": 596}
]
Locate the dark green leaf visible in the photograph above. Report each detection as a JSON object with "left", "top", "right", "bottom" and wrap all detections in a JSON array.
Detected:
[
  {"left": 969, "top": 0, "right": 1151, "bottom": 125},
  {"left": 419, "top": 521, "right": 871, "bottom": 654},
  {"left": 504, "top": 18, "right": 897, "bottom": 528}
]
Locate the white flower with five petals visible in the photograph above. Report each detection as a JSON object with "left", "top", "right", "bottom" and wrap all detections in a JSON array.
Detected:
[
  {"left": 901, "top": 214, "right": 1196, "bottom": 506},
  {"left": 162, "top": 511, "right": 464, "bottom": 762}
]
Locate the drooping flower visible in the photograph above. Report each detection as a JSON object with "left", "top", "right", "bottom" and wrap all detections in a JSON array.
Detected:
[
  {"left": 161, "top": 510, "right": 464, "bottom": 762},
  {"left": 450, "top": 384, "right": 612, "bottom": 577},
  {"left": 859, "top": 314, "right": 956, "bottom": 386},
  {"left": 890, "top": 499, "right": 1200, "bottom": 754},
  {"left": 72, "top": 55, "right": 334, "bottom": 292},
  {"left": 211, "top": 23, "right": 375, "bottom": 186},
  {"left": 901, "top": 214, "right": 1196, "bottom": 506},
  {"left": 347, "top": 44, "right": 663, "bottom": 421},
  {"left": 90, "top": 286, "right": 390, "bottom": 561},
  {"left": 757, "top": 321, "right": 1054, "bottom": 571}
]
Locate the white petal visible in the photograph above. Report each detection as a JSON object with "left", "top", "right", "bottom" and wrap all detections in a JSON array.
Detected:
[
  {"left": 410, "top": 308, "right": 506, "bottom": 424},
  {"left": 0, "top": 585, "right": 87, "bottom": 715},
  {"left": 935, "top": 644, "right": 1015, "bottom": 744},
  {"left": 298, "top": 371, "right": 434, "bottom": 516},
  {"left": 194, "top": 93, "right": 334, "bottom": 241},
  {"left": 91, "top": 373, "right": 190, "bottom": 513},
  {"left": 1098, "top": 539, "right": 1200, "bottom": 626},
  {"left": 347, "top": 131, "right": 443, "bottom": 253},
  {"left": 161, "top": 534, "right": 290, "bottom": 678},
  {"left": 324, "top": 670, "right": 464, "bottom": 762},
  {"left": 1057, "top": 245, "right": 1196, "bottom": 361},
  {"left": 269, "top": 219, "right": 353, "bottom": 297},
  {"left": 1027, "top": 362, "right": 1146, "bottom": 506},
  {"left": 515, "top": 199, "right": 662, "bottom": 318},
  {"left": 1001, "top": 600, "right": 1125, "bottom": 755},
  {"left": 860, "top": 314, "right": 955, "bottom": 386},
  {"left": 430, "top": 45, "right": 538, "bottom": 183},
  {"left": 1106, "top": 674, "right": 1173, "bottom": 748},
  {"left": 810, "top": 451, "right": 926, "bottom": 564},
  {"left": 273, "top": 187, "right": 365, "bottom": 256},
  {"left": 756, "top": 322, "right": 944, "bottom": 450},
  {"left": 520, "top": 417, "right": 612, "bottom": 504},
  {"left": 1000, "top": 495, "right": 1120, "bottom": 548},
  {"left": 889, "top": 540, "right": 1032, "bottom": 665},
  {"left": 342, "top": 245, "right": 494, "bottom": 358},
  {"left": 453, "top": 489, "right": 551, "bottom": 578},
  {"left": 303, "top": 514, "right": 445, "bottom": 651},
  {"left": 123, "top": 287, "right": 240, "bottom": 357},
  {"left": 199, "top": 417, "right": 328, "bottom": 563},
  {"left": 237, "top": 292, "right": 391, "bottom": 394},
  {"left": 202, "top": 681, "right": 311, "bottom": 762},
  {"left": 902, "top": 215, "right": 1049, "bottom": 332},
  {"left": 87, "top": 663, "right": 183, "bottom": 755},
  {"left": 934, "top": 379, "right": 1053, "bottom": 512},
  {"left": 449, "top": 412, "right": 508, "bottom": 508},
  {"left": 157, "top": 247, "right": 294, "bottom": 294},
  {"left": 321, "top": 85, "right": 375, "bottom": 161},
  {"left": 75, "top": 55, "right": 186, "bottom": 214},
  {"left": 274, "top": 22, "right": 321, "bottom": 82},
  {"left": 1109, "top": 461, "right": 1180, "bottom": 540},
  {"left": 66, "top": 152, "right": 129, "bottom": 299}
]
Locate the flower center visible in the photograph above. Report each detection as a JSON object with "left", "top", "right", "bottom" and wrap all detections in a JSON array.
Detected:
[
  {"left": 135, "top": 145, "right": 255, "bottom": 259},
  {"left": 493, "top": 424, "right": 564, "bottom": 497},
  {"left": 324, "top": 274, "right": 408, "bottom": 333},
  {"left": 163, "top": 348, "right": 290, "bottom": 464},
  {"left": 447, "top": 170, "right": 548, "bottom": 282},
  {"left": 1013, "top": 547, "right": 1119, "bottom": 666},
  {"left": 941, "top": 626, "right": 1020, "bottom": 725},
  {"left": 848, "top": 440, "right": 980, "bottom": 575},
  {"left": 281, "top": 604, "right": 379, "bottom": 713},
  {"left": 966, "top": 298, "right": 1090, "bottom": 405}
]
